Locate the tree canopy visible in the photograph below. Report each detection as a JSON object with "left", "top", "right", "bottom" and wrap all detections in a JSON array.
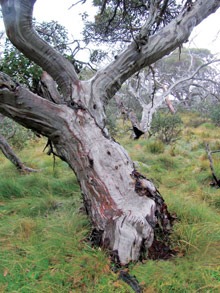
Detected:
[{"left": 83, "top": 0, "right": 182, "bottom": 44}]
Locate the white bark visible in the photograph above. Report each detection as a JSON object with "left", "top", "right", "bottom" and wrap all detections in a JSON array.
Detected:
[{"left": 121, "top": 57, "right": 220, "bottom": 135}]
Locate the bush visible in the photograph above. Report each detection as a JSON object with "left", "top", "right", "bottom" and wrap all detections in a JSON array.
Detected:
[
  {"left": 187, "top": 118, "right": 207, "bottom": 128},
  {"left": 208, "top": 104, "right": 220, "bottom": 126},
  {"left": 146, "top": 140, "right": 165, "bottom": 154},
  {"left": 0, "top": 117, "right": 35, "bottom": 149},
  {"left": 150, "top": 113, "right": 183, "bottom": 144}
]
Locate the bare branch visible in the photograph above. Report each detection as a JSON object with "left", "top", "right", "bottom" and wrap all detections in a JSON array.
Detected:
[
  {"left": 0, "top": 71, "right": 65, "bottom": 138},
  {"left": 161, "top": 59, "right": 220, "bottom": 98},
  {"left": 68, "top": 0, "right": 87, "bottom": 10},
  {"left": 38, "top": 71, "right": 63, "bottom": 104}
]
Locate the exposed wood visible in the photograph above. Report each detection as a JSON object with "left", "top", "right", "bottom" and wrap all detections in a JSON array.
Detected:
[{"left": 38, "top": 71, "right": 63, "bottom": 104}]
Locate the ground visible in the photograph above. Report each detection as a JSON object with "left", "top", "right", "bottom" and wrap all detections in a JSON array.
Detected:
[{"left": 0, "top": 112, "right": 220, "bottom": 292}]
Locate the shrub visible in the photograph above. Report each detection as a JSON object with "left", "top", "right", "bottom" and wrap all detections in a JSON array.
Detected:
[
  {"left": 187, "top": 118, "right": 207, "bottom": 128},
  {"left": 208, "top": 104, "right": 220, "bottom": 126},
  {"left": 146, "top": 140, "right": 165, "bottom": 154},
  {"left": 0, "top": 117, "right": 34, "bottom": 149},
  {"left": 150, "top": 113, "right": 183, "bottom": 144}
]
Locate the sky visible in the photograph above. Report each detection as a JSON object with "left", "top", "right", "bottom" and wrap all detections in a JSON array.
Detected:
[
  {"left": 33, "top": 0, "right": 220, "bottom": 57},
  {"left": 1, "top": 0, "right": 220, "bottom": 58},
  {"left": 188, "top": 9, "right": 220, "bottom": 56},
  {"left": 33, "top": 0, "right": 97, "bottom": 40}
]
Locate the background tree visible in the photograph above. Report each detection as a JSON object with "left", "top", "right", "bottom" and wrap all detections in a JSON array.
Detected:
[
  {"left": 155, "top": 48, "right": 220, "bottom": 109},
  {"left": 0, "top": 0, "right": 219, "bottom": 265},
  {"left": 110, "top": 48, "right": 220, "bottom": 138}
]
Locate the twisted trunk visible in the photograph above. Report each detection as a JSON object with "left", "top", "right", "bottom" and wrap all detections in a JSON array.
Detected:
[{"left": 0, "top": 73, "right": 172, "bottom": 264}]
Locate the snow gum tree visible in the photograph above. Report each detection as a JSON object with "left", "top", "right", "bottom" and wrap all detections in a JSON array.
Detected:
[{"left": 0, "top": 0, "right": 219, "bottom": 265}]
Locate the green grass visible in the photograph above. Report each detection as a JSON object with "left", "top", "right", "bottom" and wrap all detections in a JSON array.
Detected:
[{"left": 0, "top": 114, "right": 220, "bottom": 292}]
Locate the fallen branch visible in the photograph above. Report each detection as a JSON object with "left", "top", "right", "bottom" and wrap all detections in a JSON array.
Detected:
[
  {"left": 0, "top": 134, "right": 38, "bottom": 173},
  {"left": 205, "top": 143, "right": 220, "bottom": 187}
]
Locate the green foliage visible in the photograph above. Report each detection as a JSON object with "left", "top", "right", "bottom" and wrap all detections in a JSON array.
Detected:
[
  {"left": 35, "top": 21, "right": 69, "bottom": 54},
  {"left": 0, "top": 38, "right": 42, "bottom": 91},
  {"left": 150, "top": 112, "right": 183, "bottom": 143},
  {"left": 1, "top": 116, "right": 220, "bottom": 292},
  {"left": 0, "top": 20, "right": 70, "bottom": 92},
  {"left": 146, "top": 140, "right": 165, "bottom": 154},
  {"left": 83, "top": 0, "right": 181, "bottom": 44},
  {"left": 0, "top": 117, "right": 35, "bottom": 150},
  {"left": 89, "top": 49, "right": 108, "bottom": 63},
  {"left": 208, "top": 103, "right": 220, "bottom": 126}
]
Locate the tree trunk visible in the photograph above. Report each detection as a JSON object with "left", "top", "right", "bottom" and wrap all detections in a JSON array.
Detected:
[
  {"left": 54, "top": 109, "right": 172, "bottom": 264},
  {"left": 0, "top": 74, "right": 172, "bottom": 264}
]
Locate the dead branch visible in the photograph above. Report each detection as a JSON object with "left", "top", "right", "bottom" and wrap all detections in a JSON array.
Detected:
[
  {"left": 0, "top": 133, "right": 38, "bottom": 173},
  {"left": 205, "top": 143, "right": 220, "bottom": 187}
]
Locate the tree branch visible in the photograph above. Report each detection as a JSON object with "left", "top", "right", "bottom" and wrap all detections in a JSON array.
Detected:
[
  {"left": 38, "top": 71, "right": 63, "bottom": 104},
  {"left": 92, "top": 0, "right": 220, "bottom": 104},
  {"left": 0, "top": 133, "right": 38, "bottom": 173},
  {"left": 0, "top": 0, "right": 79, "bottom": 99},
  {"left": 160, "top": 59, "right": 220, "bottom": 98},
  {"left": 0, "top": 72, "right": 65, "bottom": 138}
]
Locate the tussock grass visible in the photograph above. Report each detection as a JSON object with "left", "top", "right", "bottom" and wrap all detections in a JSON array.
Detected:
[{"left": 0, "top": 113, "right": 220, "bottom": 292}]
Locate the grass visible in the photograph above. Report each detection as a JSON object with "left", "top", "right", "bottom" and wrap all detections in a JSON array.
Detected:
[{"left": 0, "top": 113, "right": 220, "bottom": 292}]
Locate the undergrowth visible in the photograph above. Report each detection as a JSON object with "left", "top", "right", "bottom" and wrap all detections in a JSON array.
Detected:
[{"left": 0, "top": 112, "right": 220, "bottom": 292}]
